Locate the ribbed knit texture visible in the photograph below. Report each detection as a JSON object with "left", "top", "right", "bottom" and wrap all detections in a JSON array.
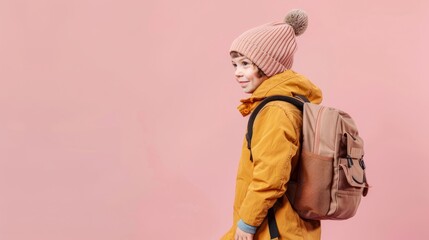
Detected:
[{"left": 230, "top": 22, "right": 297, "bottom": 77}]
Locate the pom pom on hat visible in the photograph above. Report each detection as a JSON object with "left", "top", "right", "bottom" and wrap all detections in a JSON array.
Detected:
[{"left": 284, "top": 9, "right": 308, "bottom": 36}]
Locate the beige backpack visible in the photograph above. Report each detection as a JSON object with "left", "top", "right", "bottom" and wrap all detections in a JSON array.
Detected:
[{"left": 246, "top": 95, "right": 369, "bottom": 237}]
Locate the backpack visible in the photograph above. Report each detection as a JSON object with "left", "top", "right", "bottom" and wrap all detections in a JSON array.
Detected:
[{"left": 246, "top": 95, "right": 369, "bottom": 238}]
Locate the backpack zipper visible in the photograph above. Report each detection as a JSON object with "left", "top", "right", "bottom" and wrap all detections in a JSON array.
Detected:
[{"left": 313, "top": 106, "right": 326, "bottom": 153}]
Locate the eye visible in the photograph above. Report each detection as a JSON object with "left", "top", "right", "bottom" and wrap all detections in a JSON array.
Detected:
[
  {"left": 242, "top": 61, "right": 250, "bottom": 66},
  {"left": 232, "top": 63, "right": 237, "bottom": 68}
]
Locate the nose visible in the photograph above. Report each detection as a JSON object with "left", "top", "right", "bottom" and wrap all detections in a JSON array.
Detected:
[{"left": 234, "top": 67, "right": 243, "bottom": 78}]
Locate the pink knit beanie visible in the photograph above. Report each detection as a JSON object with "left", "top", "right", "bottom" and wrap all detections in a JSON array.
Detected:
[{"left": 230, "top": 9, "right": 308, "bottom": 77}]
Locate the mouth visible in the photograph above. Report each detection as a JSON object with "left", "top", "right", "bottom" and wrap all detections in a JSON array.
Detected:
[{"left": 238, "top": 81, "right": 250, "bottom": 87}]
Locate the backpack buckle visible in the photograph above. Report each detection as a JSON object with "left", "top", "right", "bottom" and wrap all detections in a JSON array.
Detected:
[
  {"left": 346, "top": 156, "right": 354, "bottom": 168},
  {"left": 359, "top": 158, "right": 366, "bottom": 170}
]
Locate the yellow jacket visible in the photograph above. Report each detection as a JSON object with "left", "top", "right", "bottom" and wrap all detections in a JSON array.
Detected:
[{"left": 222, "top": 70, "right": 323, "bottom": 240}]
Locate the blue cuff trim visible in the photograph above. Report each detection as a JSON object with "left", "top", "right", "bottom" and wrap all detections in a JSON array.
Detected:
[{"left": 237, "top": 219, "right": 257, "bottom": 234}]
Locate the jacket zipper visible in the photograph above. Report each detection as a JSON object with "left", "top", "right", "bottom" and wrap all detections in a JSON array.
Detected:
[{"left": 313, "top": 106, "right": 326, "bottom": 153}]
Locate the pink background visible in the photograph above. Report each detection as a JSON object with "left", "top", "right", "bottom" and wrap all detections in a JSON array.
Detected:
[{"left": 0, "top": 0, "right": 428, "bottom": 239}]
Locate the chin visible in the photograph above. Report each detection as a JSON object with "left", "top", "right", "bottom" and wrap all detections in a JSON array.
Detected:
[{"left": 242, "top": 87, "right": 254, "bottom": 94}]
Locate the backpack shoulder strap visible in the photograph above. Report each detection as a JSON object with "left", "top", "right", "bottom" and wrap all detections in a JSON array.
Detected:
[
  {"left": 246, "top": 95, "right": 307, "bottom": 161},
  {"left": 245, "top": 95, "right": 309, "bottom": 239}
]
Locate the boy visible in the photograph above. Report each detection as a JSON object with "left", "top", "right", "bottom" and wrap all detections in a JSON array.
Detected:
[{"left": 222, "top": 10, "right": 323, "bottom": 240}]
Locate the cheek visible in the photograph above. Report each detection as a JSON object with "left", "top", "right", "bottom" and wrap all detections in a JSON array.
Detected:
[
  {"left": 244, "top": 68, "right": 259, "bottom": 81},
  {"left": 253, "top": 78, "right": 263, "bottom": 88}
]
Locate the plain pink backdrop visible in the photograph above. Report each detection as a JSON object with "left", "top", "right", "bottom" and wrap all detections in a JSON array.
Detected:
[{"left": 0, "top": 0, "right": 428, "bottom": 239}]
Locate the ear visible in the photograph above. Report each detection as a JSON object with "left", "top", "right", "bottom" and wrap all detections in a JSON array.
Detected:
[{"left": 257, "top": 68, "right": 266, "bottom": 78}]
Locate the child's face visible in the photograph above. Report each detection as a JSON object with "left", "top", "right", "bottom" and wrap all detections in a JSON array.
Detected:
[{"left": 231, "top": 56, "right": 267, "bottom": 94}]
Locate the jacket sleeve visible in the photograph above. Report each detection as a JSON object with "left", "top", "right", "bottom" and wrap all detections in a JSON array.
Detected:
[{"left": 238, "top": 105, "right": 300, "bottom": 227}]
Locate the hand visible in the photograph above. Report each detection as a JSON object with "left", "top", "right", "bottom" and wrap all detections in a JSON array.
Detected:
[{"left": 234, "top": 227, "right": 254, "bottom": 240}]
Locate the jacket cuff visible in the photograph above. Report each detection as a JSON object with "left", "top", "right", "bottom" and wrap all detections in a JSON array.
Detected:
[{"left": 237, "top": 219, "right": 257, "bottom": 234}]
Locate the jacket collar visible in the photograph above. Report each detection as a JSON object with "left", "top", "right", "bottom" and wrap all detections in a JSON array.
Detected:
[{"left": 237, "top": 70, "right": 323, "bottom": 116}]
